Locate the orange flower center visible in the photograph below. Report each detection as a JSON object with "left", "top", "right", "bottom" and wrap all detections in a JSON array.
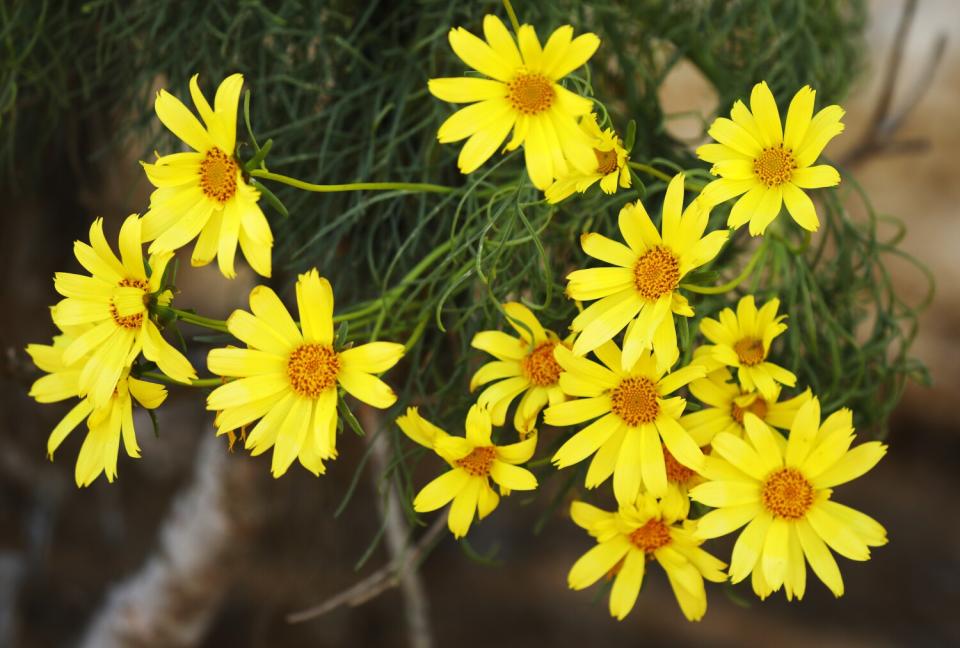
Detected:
[
  {"left": 663, "top": 445, "right": 696, "bottom": 484},
  {"left": 731, "top": 396, "right": 769, "bottom": 424},
  {"left": 110, "top": 278, "right": 148, "bottom": 329},
  {"left": 521, "top": 341, "right": 562, "bottom": 386},
  {"left": 632, "top": 246, "right": 680, "bottom": 302},
  {"left": 761, "top": 468, "right": 814, "bottom": 520},
  {"left": 733, "top": 337, "right": 766, "bottom": 366},
  {"left": 200, "top": 147, "right": 239, "bottom": 203},
  {"left": 286, "top": 344, "right": 340, "bottom": 398},
  {"left": 753, "top": 146, "right": 796, "bottom": 187},
  {"left": 628, "top": 518, "right": 672, "bottom": 553},
  {"left": 455, "top": 446, "right": 496, "bottom": 477},
  {"left": 594, "top": 148, "right": 619, "bottom": 175},
  {"left": 506, "top": 73, "right": 555, "bottom": 115},
  {"left": 610, "top": 377, "right": 659, "bottom": 427}
]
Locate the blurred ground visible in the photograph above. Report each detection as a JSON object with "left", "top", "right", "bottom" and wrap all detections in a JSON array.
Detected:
[{"left": 1, "top": 1, "right": 959, "bottom": 646}]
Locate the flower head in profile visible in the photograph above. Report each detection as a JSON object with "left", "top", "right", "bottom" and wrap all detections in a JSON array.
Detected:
[
  {"left": 698, "top": 82, "right": 844, "bottom": 235},
  {"left": 206, "top": 270, "right": 404, "bottom": 478},
  {"left": 698, "top": 295, "right": 796, "bottom": 399},
  {"left": 545, "top": 341, "right": 705, "bottom": 504},
  {"left": 141, "top": 74, "right": 273, "bottom": 278},
  {"left": 470, "top": 302, "right": 571, "bottom": 435},
  {"left": 429, "top": 15, "right": 600, "bottom": 189},
  {"left": 567, "top": 494, "right": 727, "bottom": 621},
  {"left": 690, "top": 398, "right": 887, "bottom": 600},
  {"left": 682, "top": 366, "right": 812, "bottom": 443},
  {"left": 567, "top": 174, "right": 729, "bottom": 371},
  {"left": 27, "top": 328, "right": 167, "bottom": 487},
  {"left": 399, "top": 404, "right": 537, "bottom": 538},
  {"left": 545, "top": 113, "right": 631, "bottom": 203},
  {"left": 51, "top": 216, "right": 196, "bottom": 408}
]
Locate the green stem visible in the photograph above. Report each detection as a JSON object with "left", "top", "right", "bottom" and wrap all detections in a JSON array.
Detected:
[
  {"left": 165, "top": 307, "right": 230, "bottom": 333},
  {"left": 628, "top": 161, "right": 706, "bottom": 191},
  {"left": 250, "top": 169, "right": 456, "bottom": 194},
  {"left": 681, "top": 241, "right": 767, "bottom": 295},
  {"left": 502, "top": 0, "right": 521, "bottom": 32},
  {"left": 140, "top": 371, "right": 222, "bottom": 388}
]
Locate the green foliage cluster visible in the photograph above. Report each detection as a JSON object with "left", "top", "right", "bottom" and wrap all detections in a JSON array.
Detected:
[{"left": 3, "top": 0, "right": 930, "bottom": 535}]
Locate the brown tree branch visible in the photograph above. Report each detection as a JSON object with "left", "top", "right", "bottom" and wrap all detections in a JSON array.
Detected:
[
  {"left": 841, "top": 0, "right": 947, "bottom": 167},
  {"left": 79, "top": 431, "right": 262, "bottom": 648}
]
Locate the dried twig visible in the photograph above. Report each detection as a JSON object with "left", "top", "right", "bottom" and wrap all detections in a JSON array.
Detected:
[
  {"left": 287, "top": 440, "right": 446, "bottom": 628},
  {"left": 79, "top": 432, "right": 262, "bottom": 648},
  {"left": 841, "top": 0, "right": 947, "bottom": 167},
  {"left": 364, "top": 407, "right": 434, "bottom": 648}
]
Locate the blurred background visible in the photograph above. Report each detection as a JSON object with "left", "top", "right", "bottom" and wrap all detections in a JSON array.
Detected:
[{"left": 1, "top": 0, "right": 958, "bottom": 646}]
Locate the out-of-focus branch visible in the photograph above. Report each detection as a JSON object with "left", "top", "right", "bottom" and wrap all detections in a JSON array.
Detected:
[
  {"left": 287, "top": 410, "right": 445, "bottom": 633},
  {"left": 841, "top": 0, "right": 947, "bottom": 167},
  {"left": 79, "top": 431, "right": 262, "bottom": 648},
  {"left": 286, "top": 515, "right": 444, "bottom": 625},
  {"left": 363, "top": 407, "right": 433, "bottom": 648}
]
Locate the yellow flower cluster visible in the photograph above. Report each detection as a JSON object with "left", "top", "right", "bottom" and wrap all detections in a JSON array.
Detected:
[
  {"left": 27, "top": 76, "right": 405, "bottom": 485},
  {"left": 25, "top": 8, "right": 880, "bottom": 629},
  {"left": 411, "top": 12, "right": 875, "bottom": 624}
]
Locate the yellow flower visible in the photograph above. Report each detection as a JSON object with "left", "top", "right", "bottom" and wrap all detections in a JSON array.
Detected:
[
  {"left": 141, "top": 74, "right": 273, "bottom": 278},
  {"left": 428, "top": 15, "right": 600, "bottom": 189},
  {"left": 27, "top": 329, "right": 167, "bottom": 487},
  {"left": 470, "top": 302, "right": 570, "bottom": 435},
  {"left": 690, "top": 398, "right": 887, "bottom": 600},
  {"left": 698, "top": 295, "right": 796, "bottom": 400},
  {"left": 698, "top": 82, "right": 844, "bottom": 235},
  {"left": 398, "top": 404, "right": 537, "bottom": 538},
  {"left": 206, "top": 270, "right": 404, "bottom": 478},
  {"left": 51, "top": 216, "right": 196, "bottom": 408},
  {"left": 545, "top": 113, "right": 631, "bottom": 203},
  {"left": 545, "top": 341, "right": 705, "bottom": 504},
  {"left": 567, "top": 494, "right": 726, "bottom": 621},
  {"left": 682, "top": 366, "right": 812, "bottom": 442},
  {"left": 567, "top": 173, "right": 728, "bottom": 371}
]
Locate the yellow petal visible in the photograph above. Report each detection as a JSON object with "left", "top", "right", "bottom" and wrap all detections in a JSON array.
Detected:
[
  {"left": 447, "top": 478, "right": 482, "bottom": 538},
  {"left": 749, "top": 81, "right": 783, "bottom": 147},
  {"left": 339, "top": 341, "right": 404, "bottom": 374},
  {"left": 490, "top": 461, "right": 537, "bottom": 491},
  {"left": 782, "top": 182, "right": 820, "bottom": 231},
  {"left": 448, "top": 26, "right": 514, "bottom": 82},
  {"left": 609, "top": 549, "right": 645, "bottom": 620},
  {"left": 213, "top": 73, "right": 243, "bottom": 152},
  {"left": 568, "top": 536, "right": 630, "bottom": 590},
  {"left": 155, "top": 88, "right": 214, "bottom": 152},
  {"left": 414, "top": 469, "right": 470, "bottom": 512},
  {"left": 295, "top": 269, "right": 334, "bottom": 345},
  {"left": 428, "top": 77, "right": 506, "bottom": 103},
  {"left": 338, "top": 369, "right": 397, "bottom": 409},
  {"left": 728, "top": 511, "right": 773, "bottom": 583},
  {"left": 551, "top": 413, "right": 621, "bottom": 468}
]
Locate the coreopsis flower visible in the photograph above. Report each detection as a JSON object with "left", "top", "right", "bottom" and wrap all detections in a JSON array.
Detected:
[
  {"left": 141, "top": 74, "right": 273, "bottom": 278},
  {"left": 567, "top": 174, "right": 728, "bottom": 371},
  {"left": 428, "top": 15, "right": 600, "bottom": 189},
  {"left": 398, "top": 404, "right": 537, "bottom": 538},
  {"left": 698, "top": 295, "right": 796, "bottom": 400},
  {"left": 545, "top": 341, "right": 705, "bottom": 504},
  {"left": 567, "top": 494, "right": 727, "bottom": 621},
  {"left": 698, "top": 82, "right": 844, "bottom": 235},
  {"left": 681, "top": 367, "right": 812, "bottom": 442},
  {"left": 470, "top": 302, "right": 571, "bottom": 435},
  {"left": 690, "top": 398, "right": 887, "bottom": 600},
  {"left": 51, "top": 216, "right": 196, "bottom": 407},
  {"left": 206, "top": 270, "right": 404, "bottom": 478},
  {"left": 27, "top": 330, "right": 167, "bottom": 487},
  {"left": 544, "top": 113, "right": 630, "bottom": 203}
]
